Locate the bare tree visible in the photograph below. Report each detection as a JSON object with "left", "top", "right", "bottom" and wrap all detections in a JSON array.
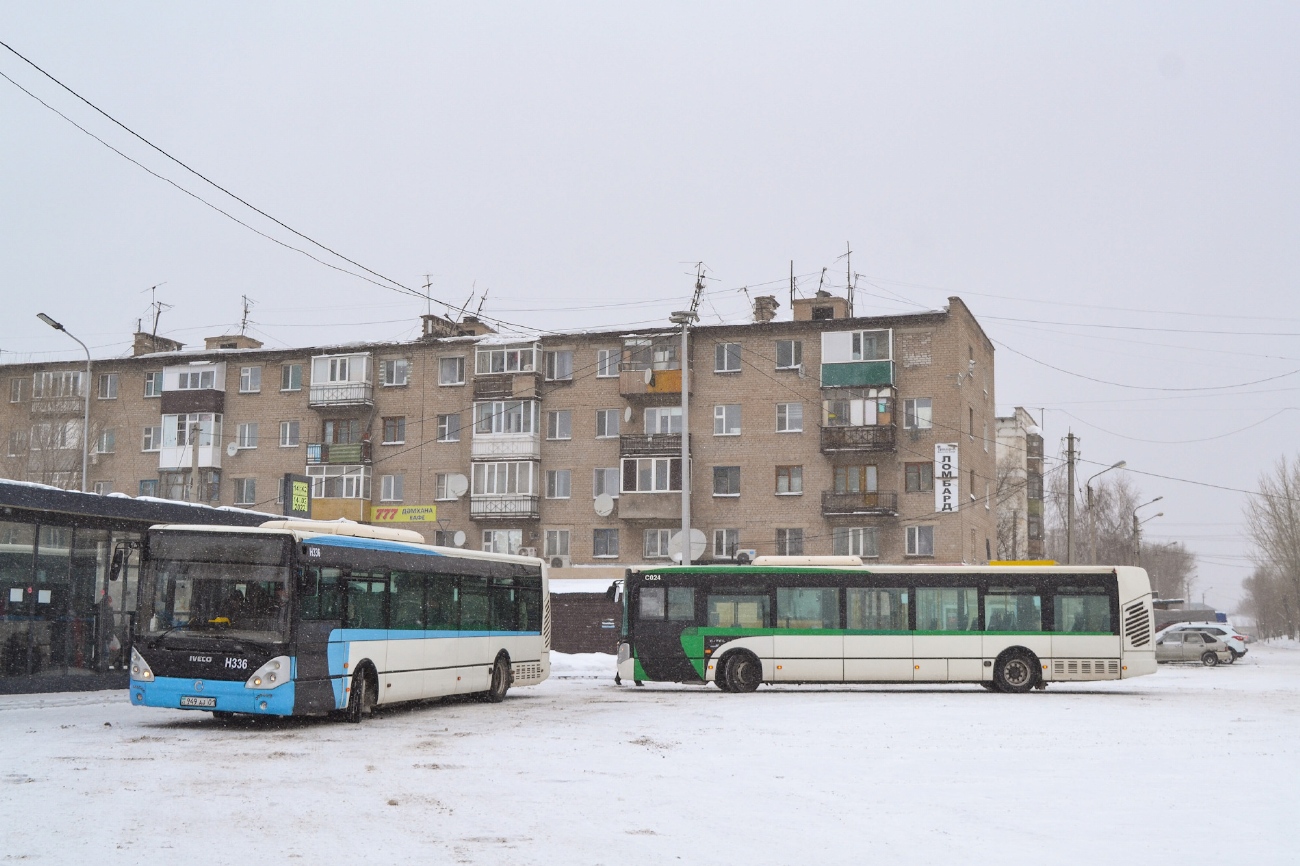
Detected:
[
  {"left": 994, "top": 451, "right": 1025, "bottom": 560},
  {"left": 1243, "top": 455, "right": 1300, "bottom": 639}
]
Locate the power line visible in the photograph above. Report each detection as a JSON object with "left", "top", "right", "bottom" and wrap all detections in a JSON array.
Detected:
[{"left": 1058, "top": 408, "right": 1298, "bottom": 445}]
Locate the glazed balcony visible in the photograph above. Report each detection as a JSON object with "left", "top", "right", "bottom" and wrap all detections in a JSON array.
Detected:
[{"left": 305, "top": 441, "right": 373, "bottom": 465}]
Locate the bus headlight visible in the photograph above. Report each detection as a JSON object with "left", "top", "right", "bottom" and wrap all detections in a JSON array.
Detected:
[
  {"left": 246, "top": 656, "right": 292, "bottom": 690},
  {"left": 617, "top": 642, "right": 631, "bottom": 665},
  {"left": 131, "top": 647, "right": 155, "bottom": 682}
]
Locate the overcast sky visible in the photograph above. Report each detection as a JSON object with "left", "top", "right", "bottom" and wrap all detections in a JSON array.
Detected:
[{"left": 2, "top": 3, "right": 1297, "bottom": 608}]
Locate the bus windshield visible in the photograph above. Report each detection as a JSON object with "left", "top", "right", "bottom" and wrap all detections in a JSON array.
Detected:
[{"left": 138, "top": 532, "right": 292, "bottom": 644}]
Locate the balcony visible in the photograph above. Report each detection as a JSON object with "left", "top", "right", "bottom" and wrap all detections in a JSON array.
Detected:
[
  {"left": 473, "top": 372, "right": 541, "bottom": 401},
  {"left": 821, "top": 491, "right": 899, "bottom": 517},
  {"left": 306, "top": 441, "right": 373, "bottom": 465},
  {"left": 619, "top": 368, "right": 685, "bottom": 401},
  {"left": 820, "top": 425, "right": 896, "bottom": 453},
  {"left": 820, "top": 360, "right": 894, "bottom": 388},
  {"left": 616, "top": 493, "right": 680, "bottom": 521},
  {"left": 471, "top": 433, "right": 542, "bottom": 461},
  {"left": 470, "top": 495, "right": 541, "bottom": 520},
  {"left": 308, "top": 382, "right": 374, "bottom": 408},
  {"left": 619, "top": 433, "right": 682, "bottom": 457}
]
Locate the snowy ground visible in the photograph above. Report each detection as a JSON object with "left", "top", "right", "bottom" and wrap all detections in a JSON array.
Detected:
[{"left": 2, "top": 646, "right": 1297, "bottom": 865}]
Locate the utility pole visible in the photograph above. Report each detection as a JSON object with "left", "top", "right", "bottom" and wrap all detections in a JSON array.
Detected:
[
  {"left": 669, "top": 267, "right": 703, "bottom": 564},
  {"left": 789, "top": 260, "right": 795, "bottom": 309},
  {"left": 239, "top": 295, "right": 255, "bottom": 336},
  {"left": 1065, "top": 431, "right": 1077, "bottom": 564},
  {"left": 844, "top": 242, "right": 854, "bottom": 316}
]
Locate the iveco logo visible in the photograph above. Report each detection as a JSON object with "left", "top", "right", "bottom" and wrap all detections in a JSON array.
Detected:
[
  {"left": 193, "top": 681, "right": 205, "bottom": 692},
  {"left": 189, "top": 655, "right": 213, "bottom": 663}
]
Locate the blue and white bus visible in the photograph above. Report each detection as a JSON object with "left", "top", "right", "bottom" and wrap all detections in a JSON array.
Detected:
[{"left": 129, "top": 520, "right": 549, "bottom": 721}]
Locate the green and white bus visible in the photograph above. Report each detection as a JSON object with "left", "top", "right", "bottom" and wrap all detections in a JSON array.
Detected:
[{"left": 615, "top": 557, "right": 1156, "bottom": 693}]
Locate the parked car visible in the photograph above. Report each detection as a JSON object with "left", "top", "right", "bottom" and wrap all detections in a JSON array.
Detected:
[
  {"left": 1155, "top": 630, "right": 1234, "bottom": 666},
  {"left": 1159, "top": 623, "right": 1249, "bottom": 662}
]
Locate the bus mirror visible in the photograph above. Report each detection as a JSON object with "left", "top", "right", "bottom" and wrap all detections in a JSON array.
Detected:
[
  {"left": 605, "top": 584, "right": 616, "bottom": 601},
  {"left": 109, "top": 548, "right": 125, "bottom": 582}
]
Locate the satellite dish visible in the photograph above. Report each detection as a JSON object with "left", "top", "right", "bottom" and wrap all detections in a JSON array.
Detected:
[
  {"left": 452, "top": 530, "right": 466, "bottom": 547},
  {"left": 593, "top": 494, "right": 614, "bottom": 517},
  {"left": 447, "top": 474, "right": 469, "bottom": 498},
  {"left": 623, "top": 406, "right": 633, "bottom": 423},
  {"left": 643, "top": 368, "right": 654, "bottom": 386},
  {"left": 225, "top": 442, "right": 239, "bottom": 457},
  {"left": 667, "top": 528, "right": 707, "bottom": 563}
]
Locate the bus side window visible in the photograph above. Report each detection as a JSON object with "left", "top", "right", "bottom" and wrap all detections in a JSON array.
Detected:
[
  {"left": 427, "top": 574, "right": 457, "bottom": 631},
  {"left": 299, "top": 567, "right": 342, "bottom": 621},
  {"left": 520, "top": 587, "right": 542, "bottom": 632},
  {"left": 345, "top": 571, "right": 388, "bottom": 630},
  {"left": 639, "top": 587, "right": 665, "bottom": 619},
  {"left": 667, "top": 587, "right": 694, "bottom": 621},
  {"left": 391, "top": 571, "right": 425, "bottom": 630},
  {"left": 460, "top": 576, "right": 490, "bottom": 631},
  {"left": 490, "top": 578, "right": 519, "bottom": 632}
]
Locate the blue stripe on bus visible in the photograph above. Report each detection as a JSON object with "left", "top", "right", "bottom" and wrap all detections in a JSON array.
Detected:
[
  {"left": 302, "top": 534, "right": 446, "bottom": 555},
  {"left": 130, "top": 676, "right": 296, "bottom": 716}
]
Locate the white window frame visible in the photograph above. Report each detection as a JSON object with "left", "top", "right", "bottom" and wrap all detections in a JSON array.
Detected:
[
  {"left": 97, "top": 373, "right": 119, "bottom": 400},
  {"left": 280, "top": 364, "right": 302, "bottom": 392},
  {"left": 434, "top": 472, "right": 455, "bottom": 501},
  {"left": 380, "top": 474, "right": 404, "bottom": 502},
  {"left": 437, "top": 414, "right": 461, "bottom": 442},
  {"left": 904, "top": 398, "right": 933, "bottom": 430},
  {"left": 472, "top": 461, "right": 536, "bottom": 496},
  {"left": 834, "top": 527, "right": 879, "bottom": 558},
  {"left": 94, "top": 429, "right": 115, "bottom": 455},
  {"left": 712, "top": 466, "right": 741, "bottom": 497},
  {"left": 239, "top": 366, "right": 261, "bottom": 394},
  {"left": 142, "top": 425, "right": 162, "bottom": 453},
  {"left": 776, "top": 402, "right": 803, "bottom": 433},
  {"left": 482, "top": 529, "right": 523, "bottom": 555},
  {"left": 474, "top": 400, "right": 538, "bottom": 435},
  {"left": 438, "top": 356, "right": 466, "bottom": 386},
  {"left": 381, "top": 359, "right": 410, "bottom": 387},
  {"left": 714, "top": 342, "right": 742, "bottom": 373},
  {"left": 93, "top": 481, "right": 113, "bottom": 496},
  {"left": 143, "top": 372, "right": 163, "bottom": 398},
  {"left": 645, "top": 406, "right": 682, "bottom": 434},
  {"left": 593, "top": 528, "right": 619, "bottom": 558},
  {"left": 382, "top": 416, "right": 406, "bottom": 445},
  {"left": 544, "top": 350, "right": 573, "bottom": 382},
  {"left": 775, "top": 465, "right": 802, "bottom": 495},
  {"left": 595, "top": 409, "right": 620, "bottom": 439},
  {"left": 594, "top": 467, "right": 620, "bottom": 499},
  {"left": 236, "top": 422, "right": 258, "bottom": 449},
  {"left": 475, "top": 344, "right": 537, "bottom": 375},
  {"left": 906, "top": 525, "right": 935, "bottom": 557},
  {"left": 776, "top": 340, "right": 802, "bottom": 370},
  {"left": 713, "top": 529, "right": 739, "bottom": 559},
  {"left": 775, "top": 528, "right": 804, "bottom": 556},
  {"left": 544, "top": 529, "right": 571, "bottom": 557},
  {"left": 713, "top": 404, "right": 741, "bottom": 436},
  {"left": 851, "top": 329, "right": 892, "bottom": 362},
  {"left": 176, "top": 370, "right": 216, "bottom": 390},
  {"left": 279, "top": 420, "right": 300, "bottom": 448},
  {"left": 622, "top": 457, "right": 682, "bottom": 493},
  {"left": 546, "top": 410, "right": 572, "bottom": 441},
  {"left": 233, "top": 478, "right": 257, "bottom": 506},
  {"left": 546, "top": 469, "right": 572, "bottom": 499},
  {"left": 644, "top": 529, "right": 673, "bottom": 559},
  {"left": 596, "top": 348, "right": 620, "bottom": 378}
]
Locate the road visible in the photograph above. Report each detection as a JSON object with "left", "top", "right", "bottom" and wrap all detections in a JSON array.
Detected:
[{"left": 1, "top": 646, "right": 1296, "bottom": 864}]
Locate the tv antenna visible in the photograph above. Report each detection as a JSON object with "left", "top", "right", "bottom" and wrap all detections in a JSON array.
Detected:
[
  {"left": 141, "top": 283, "right": 171, "bottom": 337},
  {"left": 239, "top": 295, "right": 256, "bottom": 336}
]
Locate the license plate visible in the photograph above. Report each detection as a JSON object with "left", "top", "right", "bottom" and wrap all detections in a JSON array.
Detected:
[{"left": 180, "top": 696, "right": 217, "bottom": 708}]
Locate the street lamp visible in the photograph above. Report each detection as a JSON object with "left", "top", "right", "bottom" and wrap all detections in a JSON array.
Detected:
[
  {"left": 37, "top": 313, "right": 92, "bottom": 493},
  {"left": 668, "top": 308, "right": 697, "bottom": 564},
  {"left": 1086, "top": 460, "right": 1126, "bottom": 564},
  {"left": 1132, "top": 496, "right": 1164, "bottom": 567}
]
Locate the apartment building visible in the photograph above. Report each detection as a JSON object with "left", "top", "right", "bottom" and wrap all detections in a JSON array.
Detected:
[
  {"left": 994, "top": 406, "right": 1046, "bottom": 560},
  {"left": 1, "top": 294, "right": 997, "bottom": 570}
]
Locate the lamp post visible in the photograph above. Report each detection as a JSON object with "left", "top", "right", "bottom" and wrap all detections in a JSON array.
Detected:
[
  {"left": 668, "top": 309, "right": 697, "bottom": 564},
  {"left": 37, "top": 313, "right": 91, "bottom": 493},
  {"left": 1132, "top": 496, "right": 1164, "bottom": 567},
  {"left": 1085, "top": 460, "right": 1126, "bottom": 564}
]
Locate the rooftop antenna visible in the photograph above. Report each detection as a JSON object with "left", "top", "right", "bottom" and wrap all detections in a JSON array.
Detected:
[
  {"left": 455, "top": 282, "right": 477, "bottom": 322},
  {"left": 475, "top": 286, "right": 490, "bottom": 319},
  {"left": 836, "top": 241, "right": 854, "bottom": 316},
  {"left": 422, "top": 274, "right": 434, "bottom": 316},
  {"left": 142, "top": 283, "right": 171, "bottom": 337},
  {"left": 689, "top": 263, "right": 706, "bottom": 317},
  {"left": 789, "top": 260, "right": 796, "bottom": 308},
  {"left": 239, "top": 295, "right": 256, "bottom": 336},
  {"left": 816, "top": 267, "right": 828, "bottom": 296}
]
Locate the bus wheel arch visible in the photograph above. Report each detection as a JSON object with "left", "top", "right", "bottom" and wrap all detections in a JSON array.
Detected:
[
  {"left": 483, "top": 652, "right": 512, "bottom": 703},
  {"left": 720, "top": 650, "right": 763, "bottom": 693},
  {"left": 344, "top": 662, "right": 378, "bottom": 722},
  {"left": 992, "top": 648, "right": 1040, "bottom": 694}
]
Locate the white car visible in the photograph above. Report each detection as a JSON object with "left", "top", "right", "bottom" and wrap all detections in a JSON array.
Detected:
[
  {"left": 1160, "top": 623, "right": 1248, "bottom": 662},
  {"left": 1155, "top": 630, "right": 1235, "bottom": 666}
]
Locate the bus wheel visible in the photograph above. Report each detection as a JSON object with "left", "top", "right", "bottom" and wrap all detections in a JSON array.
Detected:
[
  {"left": 724, "top": 652, "right": 762, "bottom": 693},
  {"left": 484, "top": 655, "right": 511, "bottom": 703},
  {"left": 345, "top": 665, "right": 375, "bottom": 723},
  {"left": 714, "top": 668, "right": 733, "bottom": 691},
  {"left": 1201, "top": 652, "right": 1219, "bottom": 667},
  {"left": 993, "top": 651, "right": 1038, "bottom": 694}
]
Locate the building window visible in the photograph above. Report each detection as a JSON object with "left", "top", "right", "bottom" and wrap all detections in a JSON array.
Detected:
[
  {"left": 594, "top": 467, "right": 620, "bottom": 499},
  {"left": 776, "top": 466, "right": 802, "bottom": 495},
  {"left": 239, "top": 366, "right": 261, "bottom": 393},
  {"left": 851, "top": 329, "right": 891, "bottom": 361},
  {"left": 596, "top": 348, "right": 620, "bottom": 377},
  {"left": 593, "top": 528, "right": 619, "bottom": 558},
  {"left": 476, "top": 345, "right": 536, "bottom": 374},
  {"left": 834, "top": 465, "right": 877, "bottom": 494},
  {"left": 33, "top": 371, "right": 83, "bottom": 399},
  {"left": 306, "top": 465, "right": 371, "bottom": 499},
  {"left": 904, "top": 398, "right": 933, "bottom": 430},
  {"left": 483, "top": 529, "right": 523, "bottom": 555},
  {"left": 622, "top": 457, "right": 682, "bottom": 493},
  {"left": 472, "top": 461, "right": 535, "bottom": 496},
  {"left": 776, "top": 528, "right": 804, "bottom": 556},
  {"left": 381, "top": 359, "right": 409, "bottom": 387},
  {"left": 714, "top": 342, "right": 741, "bottom": 373},
  {"left": 142, "top": 426, "right": 162, "bottom": 452},
  {"left": 713, "top": 466, "right": 741, "bottom": 497},
  {"left": 280, "top": 364, "right": 302, "bottom": 392},
  {"left": 437, "top": 414, "right": 461, "bottom": 442},
  {"left": 280, "top": 420, "right": 300, "bottom": 447},
  {"left": 906, "top": 525, "right": 935, "bottom": 557},
  {"left": 969, "top": 407, "right": 975, "bottom": 440},
  {"left": 713, "top": 529, "right": 739, "bottom": 559},
  {"left": 546, "top": 410, "right": 572, "bottom": 440},
  {"left": 380, "top": 474, "right": 403, "bottom": 502},
  {"left": 776, "top": 402, "right": 802, "bottom": 432},
  {"left": 833, "top": 527, "right": 879, "bottom": 558},
  {"left": 95, "top": 429, "right": 115, "bottom": 455},
  {"left": 439, "top": 356, "right": 465, "bottom": 385},
  {"left": 434, "top": 472, "right": 455, "bottom": 501},
  {"left": 713, "top": 404, "right": 741, "bottom": 436},
  {"left": 7, "top": 431, "right": 25, "bottom": 457},
  {"left": 138, "top": 479, "right": 159, "bottom": 497},
  {"left": 475, "top": 400, "right": 538, "bottom": 435},
  {"left": 546, "top": 469, "right": 572, "bottom": 499},
  {"left": 10, "top": 378, "right": 27, "bottom": 403},
  {"left": 905, "top": 462, "right": 934, "bottom": 493},
  {"left": 645, "top": 406, "right": 681, "bottom": 434},
  {"left": 644, "top": 529, "right": 672, "bottom": 559},
  {"left": 176, "top": 369, "right": 215, "bottom": 390},
  {"left": 233, "top": 478, "right": 256, "bottom": 506},
  {"left": 98, "top": 373, "right": 119, "bottom": 399},
  {"left": 544, "top": 529, "right": 570, "bottom": 558},
  {"left": 324, "top": 418, "right": 361, "bottom": 444},
  {"left": 142, "top": 372, "right": 162, "bottom": 398},
  {"left": 382, "top": 416, "right": 406, "bottom": 445},
  {"left": 236, "top": 422, "right": 258, "bottom": 449},
  {"left": 622, "top": 337, "right": 679, "bottom": 371},
  {"left": 595, "top": 409, "right": 620, "bottom": 438},
  {"left": 93, "top": 481, "right": 112, "bottom": 495},
  {"left": 776, "top": 340, "right": 802, "bottom": 370},
  {"left": 544, "top": 350, "right": 573, "bottom": 381}
]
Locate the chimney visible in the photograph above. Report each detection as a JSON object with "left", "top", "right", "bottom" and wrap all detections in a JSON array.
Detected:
[
  {"left": 420, "top": 313, "right": 462, "bottom": 340},
  {"left": 204, "top": 334, "right": 264, "bottom": 351},
  {"left": 132, "top": 332, "right": 184, "bottom": 356},
  {"left": 752, "top": 295, "right": 780, "bottom": 323}
]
